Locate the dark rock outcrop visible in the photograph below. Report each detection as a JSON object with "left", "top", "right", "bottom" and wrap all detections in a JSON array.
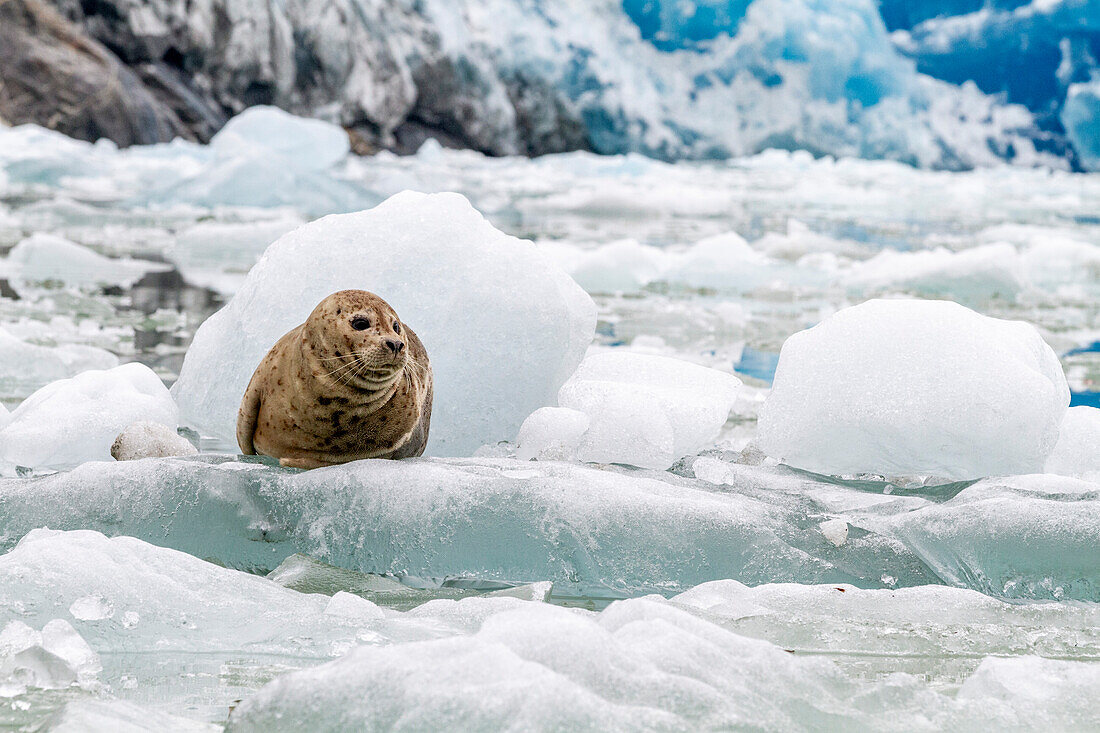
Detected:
[{"left": 0, "top": 0, "right": 197, "bottom": 145}]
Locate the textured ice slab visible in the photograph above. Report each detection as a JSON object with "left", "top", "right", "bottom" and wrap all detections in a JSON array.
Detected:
[
  {"left": 885, "top": 473, "right": 1100, "bottom": 601},
  {"left": 1045, "top": 407, "right": 1100, "bottom": 479},
  {"left": 542, "top": 233, "right": 828, "bottom": 294},
  {"left": 39, "top": 700, "right": 219, "bottom": 733},
  {"left": 226, "top": 591, "right": 1100, "bottom": 732},
  {"left": 0, "top": 455, "right": 937, "bottom": 594},
  {"left": 0, "top": 327, "right": 118, "bottom": 401},
  {"left": 0, "top": 529, "right": 371, "bottom": 655},
  {"left": 173, "top": 192, "right": 596, "bottom": 456},
  {"left": 1, "top": 234, "right": 169, "bottom": 294},
  {"left": 2, "top": 455, "right": 1098, "bottom": 600},
  {"left": 673, "top": 578, "right": 1100, "bottom": 663},
  {"left": 0, "top": 364, "right": 178, "bottom": 470},
  {"left": 522, "top": 351, "right": 741, "bottom": 469},
  {"left": 757, "top": 299, "right": 1070, "bottom": 480}
]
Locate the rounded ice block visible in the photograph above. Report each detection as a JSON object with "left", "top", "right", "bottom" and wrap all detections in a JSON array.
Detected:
[{"left": 757, "top": 299, "right": 1069, "bottom": 480}]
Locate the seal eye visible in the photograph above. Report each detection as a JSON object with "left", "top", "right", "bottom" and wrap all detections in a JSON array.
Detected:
[
  {"left": 393, "top": 321, "right": 401, "bottom": 334},
  {"left": 350, "top": 316, "right": 370, "bottom": 331}
]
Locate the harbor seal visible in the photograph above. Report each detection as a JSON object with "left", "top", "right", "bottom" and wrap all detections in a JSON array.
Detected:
[{"left": 236, "top": 290, "right": 432, "bottom": 468}]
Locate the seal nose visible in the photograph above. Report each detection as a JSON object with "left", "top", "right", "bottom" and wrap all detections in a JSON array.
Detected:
[{"left": 385, "top": 339, "right": 404, "bottom": 356}]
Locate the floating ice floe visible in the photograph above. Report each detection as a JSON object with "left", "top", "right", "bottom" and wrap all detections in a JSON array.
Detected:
[
  {"left": 4, "top": 527, "right": 1098, "bottom": 730},
  {"left": 168, "top": 216, "right": 303, "bottom": 295},
  {"left": 518, "top": 351, "right": 741, "bottom": 469},
  {"left": 845, "top": 243, "right": 1025, "bottom": 303},
  {"left": 225, "top": 588, "right": 1100, "bottom": 731},
  {"left": 0, "top": 327, "right": 118, "bottom": 401},
  {"left": 110, "top": 421, "right": 198, "bottom": 462},
  {"left": 173, "top": 191, "right": 596, "bottom": 456},
  {"left": 1044, "top": 406, "right": 1100, "bottom": 479},
  {"left": 7, "top": 454, "right": 1100, "bottom": 600},
  {"left": 0, "top": 363, "right": 178, "bottom": 470},
  {"left": 149, "top": 107, "right": 373, "bottom": 214},
  {"left": 757, "top": 299, "right": 1070, "bottom": 480},
  {"left": 542, "top": 232, "right": 829, "bottom": 294},
  {"left": 1, "top": 234, "right": 169, "bottom": 294}
]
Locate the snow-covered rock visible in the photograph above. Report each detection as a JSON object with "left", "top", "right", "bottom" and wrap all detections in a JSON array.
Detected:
[
  {"left": 1045, "top": 406, "right": 1100, "bottom": 479},
  {"left": 0, "top": 363, "right": 178, "bottom": 469},
  {"left": 757, "top": 299, "right": 1070, "bottom": 480},
  {"left": 173, "top": 191, "right": 596, "bottom": 456},
  {"left": 110, "top": 421, "right": 198, "bottom": 461}
]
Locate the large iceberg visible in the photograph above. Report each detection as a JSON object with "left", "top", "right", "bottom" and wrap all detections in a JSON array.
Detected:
[
  {"left": 0, "top": 363, "right": 179, "bottom": 470},
  {"left": 172, "top": 191, "right": 596, "bottom": 456},
  {"left": 757, "top": 299, "right": 1070, "bottom": 480}
]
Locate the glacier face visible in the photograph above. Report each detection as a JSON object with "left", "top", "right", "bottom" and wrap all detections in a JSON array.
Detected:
[{"left": 30, "top": 0, "right": 1072, "bottom": 168}]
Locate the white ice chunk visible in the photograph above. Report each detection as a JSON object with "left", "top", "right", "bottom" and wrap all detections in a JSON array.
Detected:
[
  {"left": 323, "top": 591, "right": 385, "bottom": 621},
  {"left": 550, "top": 351, "right": 741, "bottom": 469},
  {"left": 111, "top": 421, "right": 198, "bottom": 462},
  {"left": 757, "top": 299, "right": 1069, "bottom": 480},
  {"left": 0, "top": 363, "right": 178, "bottom": 470},
  {"left": 2, "top": 234, "right": 169, "bottom": 293},
  {"left": 1044, "top": 406, "right": 1100, "bottom": 479},
  {"left": 819, "top": 519, "right": 848, "bottom": 547},
  {"left": 69, "top": 595, "right": 114, "bottom": 621},
  {"left": 173, "top": 192, "right": 596, "bottom": 456},
  {"left": 210, "top": 106, "right": 351, "bottom": 174},
  {"left": 514, "top": 407, "right": 590, "bottom": 461},
  {"left": 0, "top": 618, "right": 100, "bottom": 697}
]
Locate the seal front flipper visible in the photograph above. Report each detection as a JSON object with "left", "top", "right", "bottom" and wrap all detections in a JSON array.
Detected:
[{"left": 236, "top": 373, "right": 263, "bottom": 456}]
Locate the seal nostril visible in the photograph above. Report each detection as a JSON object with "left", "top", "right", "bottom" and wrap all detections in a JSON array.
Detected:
[{"left": 385, "top": 339, "right": 402, "bottom": 355}]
